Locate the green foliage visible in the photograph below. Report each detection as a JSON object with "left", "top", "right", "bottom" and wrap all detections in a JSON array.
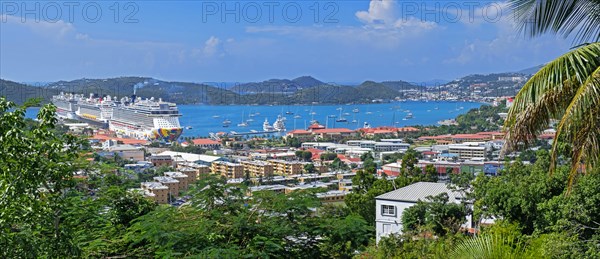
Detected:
[
  {"left": 286, "top": 137, "right": 301, "bottom": 148},
  {"left": 304, "top": 163, "right": 316, "bottom": 174},
  {"left": 171, "top": 143, "right": 208, "bottom": 154},
  {"left": 320, "top": 152, "right": 338, "bottom": 161},
  {"left": 424, "top": 164, "right": 438, "bottom": 182},
  {"left": 402, "top": 193, "right": 468, "bottom": 236},
  {"left": 0, "top": 98, "right": 85, "bottom": 257},
  {"left": 112, "top": 176, "right": 371, "bottom": 257},
  {"left": 363, "top": 233, "right": 462, "bottom": 259},
  {"left": 295, "top": 150, "right": 313, "bottom": 162}
]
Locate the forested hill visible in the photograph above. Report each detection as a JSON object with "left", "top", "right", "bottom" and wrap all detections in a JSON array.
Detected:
[
  {"left": 0, "top": 79, "right": 58, "bottom": 104},
  {"left": 230, "top": 76, "right": 326, "bottom": 94},
  {"left": 2, "top": 77, "right": 423, "bottom": 105}
]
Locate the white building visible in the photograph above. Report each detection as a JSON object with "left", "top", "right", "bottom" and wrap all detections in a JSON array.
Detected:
[{"left": 375, "top": 182, "right": 472, "bottom": 243}]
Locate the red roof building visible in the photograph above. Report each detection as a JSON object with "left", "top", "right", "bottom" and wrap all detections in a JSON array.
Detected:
[{"left": 189, "top": 138, "right": 222, "bottom": 149}]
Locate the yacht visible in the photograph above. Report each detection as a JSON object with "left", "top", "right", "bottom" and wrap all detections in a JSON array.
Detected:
[
  {"left": 273, "top": 115, "right": 286, "bottom": 132},
  {"left": 352, "top": 108, "right": 359, "bottom": 113},
  {"left": 263, "top": 118, "right": 275, "bottom": 132}
]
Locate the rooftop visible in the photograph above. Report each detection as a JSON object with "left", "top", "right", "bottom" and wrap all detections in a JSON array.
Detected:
[
  {"left": 190, "top": 138, "right": 220, "bottom": 145},
  {"left": 376, "top": 182, "right": 464, "bottom": 203}
]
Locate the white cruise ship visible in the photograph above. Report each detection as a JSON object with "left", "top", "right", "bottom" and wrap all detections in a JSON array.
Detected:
[
  {"left": 109, "top": 96, "right": 183, "bottom": 142},
  {"left": 75, "top": 93, "right": 115, "bottom": 127},
  {"left": 52, "top": 92, "right": 183, "bottom": 142},
  {"left": 52, "top": 92, "right": 82, "bottom": 120}
]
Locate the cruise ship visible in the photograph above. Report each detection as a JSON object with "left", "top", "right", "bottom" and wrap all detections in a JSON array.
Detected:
[
  {"left": 109, "top": 96, "right": 183, "bottom": 142},
  {"left": 51, "top": 92, "right": 183, "bottom": 142},
  {"left": 76, "top": 93, "right": 115, "bottom": 127},
  {"left": 51, "top": 92, "right": 82, "bottom": 120}
]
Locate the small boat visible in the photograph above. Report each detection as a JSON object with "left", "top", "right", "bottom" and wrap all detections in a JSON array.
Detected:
[
  {"left": 353, "top": 108, "right": 359, "bottom": 113},
  {"left": 365, "top": 111, "right": 373, "bottom": 115},
  {"left": 246, "top": 118, "right": 255, "bottom": 122},
  {"left": 285, "top": 111, "right": 294, "bottom": 115},
  {"left": 351, "top": 119, "right": 358, "bottom": 123},
  {"left": 222, "top": 119, "right": 232, "bottom": 127},
  {"left": 328, "top": 115, "right": 337, "bottom": 118},
  {"left": 293, "top": 115, "right": 301, "bottom": 119},
  {"left": 336, "top": 118, "right": 348, "bottom": 122},
  {"left": 405, "top": 113, "right": 413, "bottom": 119},
  {"left": 336, "top": 107, "right": 343, "bottom": 111},
  {"left": 185, "top": 126, "right": 193, "bottom": 129},
  {"left": 212, "top": 115, "right": 221, "bottom": 118},
  {"left": 343, "top": 112, "right": 350, "bottom": 116},
  {"left": 250, "top": 130, "right": 257, "bottom": 133}
]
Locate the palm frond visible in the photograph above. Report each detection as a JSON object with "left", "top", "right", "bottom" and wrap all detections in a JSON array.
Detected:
[
  {"left": 510, "top": 0, "right": 600, "bottom": 44},
  {"left": 450, "top": 234, "right": 526, "bottom": 259},
  {"left": 504, "top": 42, "right": 600, "bottom": 152},
  {"left": 550, "top": 68, "right": 600, "bottom": 188}
]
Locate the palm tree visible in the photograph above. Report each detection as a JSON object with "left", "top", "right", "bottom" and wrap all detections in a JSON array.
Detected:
[
  {"left": 450, "top": 234, "right": 527, "bottom": 259},
  {"left": 504, "top": 0, "right": 600, "bottom": 185}
]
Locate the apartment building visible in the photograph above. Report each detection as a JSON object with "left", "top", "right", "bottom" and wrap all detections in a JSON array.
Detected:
[
  {"left": 148, "top": 155, "right": 173, "bottom": 167},
  {"left": 269, "top": 160, "right": 303, "bottom": 175},
  {"left": 177, "top": 162, "right": 211, "bottom": 181},
  {"left": 211, "top": 161, "right": 244, "bottom": 179},
  {"left": 164, "top": 172, "right": 190, "bottom": 192},
  {"left": 448, "top": 143, "right": 487, "bottom": 160},
  {"left": 141, "top": 182, "right": 169, "bottom": 204},
  {"left": 154, "top": 176, "right": 180, "bottom": 197},
  {"left": 241, "top": 160, "right": 274, "bottom": 178}
]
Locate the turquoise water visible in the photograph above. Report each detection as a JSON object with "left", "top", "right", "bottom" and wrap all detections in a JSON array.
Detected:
[{"left": 26, "top": 101, "right": 484, "bottom": 137}]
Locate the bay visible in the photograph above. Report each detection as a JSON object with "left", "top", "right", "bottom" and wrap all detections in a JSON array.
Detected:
[{"left": 25, "top": 101, "right": 485, "bottom": 137}]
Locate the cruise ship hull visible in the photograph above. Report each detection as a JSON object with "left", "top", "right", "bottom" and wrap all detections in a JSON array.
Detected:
[{"left": 109, "top": 120, "right": 183, "bottom": 142}]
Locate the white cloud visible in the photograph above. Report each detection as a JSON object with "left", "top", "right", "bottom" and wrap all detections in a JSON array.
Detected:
[
  {"left": 203, "top": 36, "right": 221, "bottom": 56},
  {"left": 1, "top": 14, "right": 75, "bottom": 41},
  {"left": 356, "top": 0, "right": 398, "bottom": 26}
]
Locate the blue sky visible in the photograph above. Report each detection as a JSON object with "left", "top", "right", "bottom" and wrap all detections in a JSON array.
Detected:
[{"left": 1, "top": 0, "right": 572, "bottom": 83}]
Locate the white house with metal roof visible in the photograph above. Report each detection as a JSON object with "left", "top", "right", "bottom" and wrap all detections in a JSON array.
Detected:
[{"left": 375, "top": 182, "right": 472, "bottom": 243}]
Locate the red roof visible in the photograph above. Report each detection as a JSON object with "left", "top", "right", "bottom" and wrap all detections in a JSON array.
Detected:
[
  {"left": 453, "top": 134, "right": 490, "bottom": 139},
  {"left": 308, "top": 124, "right": 326, "bottom": 130},
  {"left": 422, "top": 151, "right": 439, "bottom": 155},
  {"left": 312, "top": 128, "right": 354, "bottom": 134},
  {"left": 419, "top": 134, "right": 452, "bottom": 140},
  {"left": 192, "top": 138, "right": 220, "bottom": 145},
  {"left": 287, "top": 129, "right": 311, "bottom": 134},
  {"left": 90, "top": 134, "right": 149, "bottom": 145}
]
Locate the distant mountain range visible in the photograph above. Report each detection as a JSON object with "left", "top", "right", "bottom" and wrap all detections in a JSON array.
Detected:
[{"left": 0, "top": 65, "right": 546, "bottom": 105}]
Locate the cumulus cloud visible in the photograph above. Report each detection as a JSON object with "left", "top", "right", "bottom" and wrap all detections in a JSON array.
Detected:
[
  {"left": 356, "top": 0, "right": 398, "bottom": 26},
  {"left": 355, "top": 0, "right": 438, "bottom": 31}
]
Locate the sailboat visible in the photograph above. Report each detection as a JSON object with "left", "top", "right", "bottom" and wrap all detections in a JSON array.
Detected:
[
  {"left": 336, "top": 108, "right": 347, "bottom": 122},
  {"left": 222, "top": 119, "right": 231, "bottom": 127},
  {"left": 237, "top": 112, "right": 249, "bottom": 127}
]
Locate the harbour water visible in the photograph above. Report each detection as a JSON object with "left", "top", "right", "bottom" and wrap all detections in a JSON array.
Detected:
[{"left": 26, "top": 101, "right": 484, "bottom": 137}]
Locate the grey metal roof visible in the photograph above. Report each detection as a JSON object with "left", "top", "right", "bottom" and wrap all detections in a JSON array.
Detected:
[{"left": 375, "top": 182, "right": 463, "bottom": 203}]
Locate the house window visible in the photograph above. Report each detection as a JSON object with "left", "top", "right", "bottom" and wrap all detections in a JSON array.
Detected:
[{"left": 381, "top": 205, "right": 396, "bottom": 216}]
